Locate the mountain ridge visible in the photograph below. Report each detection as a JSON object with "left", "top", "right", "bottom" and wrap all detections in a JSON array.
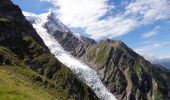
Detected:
[
  {"left": 0, "top": 1, "right": 98, "bottom": 99},
  {"left": 28, "top": 10, "right": 117, "bottom": 100},
  {"left": 82, "top": 39, "right": 170, "bottom": 100},
  {"left": 24, "top": 11, "right": 170, "bottom": 100}
]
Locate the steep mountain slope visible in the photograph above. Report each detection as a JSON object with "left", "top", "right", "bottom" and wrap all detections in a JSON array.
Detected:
[
  {"left": 0, "top": 0, "right": 98, "bottom": 100},
  {"left": 23, "top": 2, "right": 170, "bottom": 100},
  {"left": 44, "top": 13, "right": 96, "bottom": 57},
  {"left": 26, "top": 12, "right": 116, "bottom": 100},
  {"left": 82, "top": 39, "right": 170, "bottom": 100},
  {"left": 0, "top": 68, "right": 54, "bottom": 100},
  {"left": 30, "top": 12, "right": 170, "bottom": 100}
]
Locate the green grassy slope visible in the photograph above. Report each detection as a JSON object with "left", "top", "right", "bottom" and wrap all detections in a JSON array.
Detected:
[
  {"left": 0, "top": 68, "right": 55, "bottom": 100},
  {"left": 0, "top": 0, "right": 97, "bottom": 99}
]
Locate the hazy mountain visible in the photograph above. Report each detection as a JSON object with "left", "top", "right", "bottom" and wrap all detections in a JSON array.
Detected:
[{"left": 150, "top": 58, "right": 170, "bottom": 69}]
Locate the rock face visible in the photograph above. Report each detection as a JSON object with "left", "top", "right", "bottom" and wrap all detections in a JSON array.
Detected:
[
  {"left": 0, "top": 1, "right": 98, "bottom": 99},
  {"left": 82, "top": 39, "right": 170, "bottom": 100},
  {"left": 44, "top": 13, "right": 96, "bottom": 57},
  {"left": 35, "top": 10, "right": 170, "bottom": 100},
  {"left": 22, "top": 1, "right": 170, "bottom": 100}
]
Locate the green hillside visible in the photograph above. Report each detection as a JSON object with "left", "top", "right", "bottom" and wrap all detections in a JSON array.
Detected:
[
  {"left": 0, "top": 0, "right": 97, "bottom": 100},
  {"left": 0, "top": 68, "right": 55, "bottom": 100}
]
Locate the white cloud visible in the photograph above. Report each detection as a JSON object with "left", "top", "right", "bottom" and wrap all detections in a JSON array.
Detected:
[
  {"left": 86, "top": 16, "right": 137, "bottom": 39},
  {"left": 142, "top": 31, "right": 158, "bottom": 38},
  {"left": 40, "top": 0, "right": 114, "bottom": 27},
  {"left": 135, "top": 42, "right": 170, "bottom": 60},
  {"left": 39, "top": 0, "right": 170, "bottom": 40},
  {"left": 142, "top": 26, "right": 160, "bottom": 38},
  {"left": 121, "top": 0, "right": 130, "bottom": 7},
  {"left": 126, "top": 0, "right": 170, "bottom": 24}
]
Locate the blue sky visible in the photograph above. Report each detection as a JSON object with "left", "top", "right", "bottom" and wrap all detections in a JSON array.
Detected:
[{"left": 11, "top": 0, "right": 170, "bottom": 60}]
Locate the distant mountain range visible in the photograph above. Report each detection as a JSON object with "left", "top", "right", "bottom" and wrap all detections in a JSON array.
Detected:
[{"left": 150, "top": 58, "right": 170, "bottom": 69}]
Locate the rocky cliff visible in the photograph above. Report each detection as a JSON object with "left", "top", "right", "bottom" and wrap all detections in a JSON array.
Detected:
[
  {"left": 0, "top": 0, "right": 98, "bottom": 99},
  {"left": 44, "top": 13, "right": 96, "bottom": 57},
  {"left": 22, "top": 1, "right": 170, "bottom": 100},
  {"left": 82, "top": 39, "right": 170, "bottom": 100}
]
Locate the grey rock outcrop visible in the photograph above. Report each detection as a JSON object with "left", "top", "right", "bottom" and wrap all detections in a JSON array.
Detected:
[{"left": 44, "top": 13, "right": 96, "bottom": 57}]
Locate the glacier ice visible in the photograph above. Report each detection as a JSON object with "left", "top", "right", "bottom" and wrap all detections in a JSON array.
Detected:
[{"left": 25, "top": 12, "right": 117, "bottom": 100}]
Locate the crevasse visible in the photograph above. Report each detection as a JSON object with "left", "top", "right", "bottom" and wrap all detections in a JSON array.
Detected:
[{"left": 31, "top": 13, "right": 117, "bottom": 100}]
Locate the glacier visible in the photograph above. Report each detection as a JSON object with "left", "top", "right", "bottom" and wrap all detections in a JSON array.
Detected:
[{"left": 25, "top": 12, "right": 117, "bottom": 100}]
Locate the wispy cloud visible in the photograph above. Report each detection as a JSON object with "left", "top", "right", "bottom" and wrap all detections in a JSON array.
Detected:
[
  {"left": 126, "top": 0, "right": 170, "bottom": 24},
  {"left": 142, "top": 26, "right": 160, "bottom": 38},
  {"left": 135, "top": 41, "right": 170, "bottom": 60},
  {"left": 142, "top": 31, "right": 158, "bottom": 38},
  {"left": 39, "top": 0, "right": 136, "bottom": 40},
  {"left": 39, "top": 0, "right": 170, "bottom": 40}
]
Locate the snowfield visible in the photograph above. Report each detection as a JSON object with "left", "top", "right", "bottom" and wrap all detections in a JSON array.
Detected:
[{"left": 25, "top": 12, "right": 117, "bottom": 100}]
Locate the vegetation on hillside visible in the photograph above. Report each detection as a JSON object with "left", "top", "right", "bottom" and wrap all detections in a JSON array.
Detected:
[{"left": 0, "top": 1, "right": 97, "bottom": 99}]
